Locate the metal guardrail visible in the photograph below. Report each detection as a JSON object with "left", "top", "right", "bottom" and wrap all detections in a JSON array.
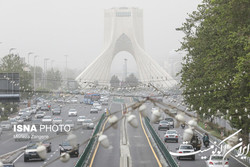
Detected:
[
  {"left": 74, "top": 113, "right": 106, "bottom": 167},
  {"left": 144, "top": 117, "right": 179, "bottom": 167}
]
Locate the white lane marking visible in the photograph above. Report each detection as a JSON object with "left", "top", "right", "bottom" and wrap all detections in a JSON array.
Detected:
[
  {"left": 50, "top": 154, "right": 53, "bottom": 157},
  {"left": 13, "top": 152, "right": 24, "bottom": 163}
]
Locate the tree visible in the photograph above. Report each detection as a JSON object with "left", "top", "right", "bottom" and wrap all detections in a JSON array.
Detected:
[
  {"left": 125, "top": 73, "right": 139, "bottom": 87},
  {"left": 110, "top": 75, "right": 120, "bottom": 88},
  {"left": 178, "top": 0, "right": 249, "bottom": 143},
  {"left": 0, "top": 54, "right": 32, "bottom": 99}
]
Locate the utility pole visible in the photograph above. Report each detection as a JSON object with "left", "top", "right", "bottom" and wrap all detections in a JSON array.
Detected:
[
  {"left": 27, "top": 52, "right": 33, "bottom": 65},
  {"left": 65, "top": 55, "right": 68, "bottom": 89},
  {"left": 43, "top": 58, "right": 49, "bottom": 88},
  {"left": 123, "top": 58, "right": 127, "bottom": 81},
  {"left": 33, "top": 55, "right": 38, "bottom": 91}
]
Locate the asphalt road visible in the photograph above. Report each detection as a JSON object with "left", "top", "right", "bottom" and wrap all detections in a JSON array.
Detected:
[
  {"left": 145, "top": 102, "right": 247, "bottom": 167},
  {"left": 0, "top": 95, "right": 105, "bottom": 167}
]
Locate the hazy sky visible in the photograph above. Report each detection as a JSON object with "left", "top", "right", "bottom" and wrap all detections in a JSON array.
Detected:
[{"left": 0, "top": 0, "right": 202, "bottom": 77}]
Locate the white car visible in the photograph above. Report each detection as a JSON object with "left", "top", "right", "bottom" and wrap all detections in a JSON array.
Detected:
[
  {"left": 0, "top": 121, "right": 12, "bottom": 130},
  {"left": 77, "top": 116, "right": 86, "bottom": 125},
  {"left": 93, "top": 104, "right": 102, "bottom": 111},
  {"left": 206, "top": 155, "right": 229, "bottom": 167},
  {"left": 71, "top": 99, "right": 78, "bottom": 103},
  {"left": 164, "top": 130, "right": 178, "bottom": 143},
  {"left": 35, "top": 111, "right": 45, "bottom": 119},
  {"left": 42, "top": 116, "right": 52, "bottom": 124},
  {"left": 90, "top": 108, "right": 98, "bottom": 114},
  {"left": 176, "top": 144, "right": 195, "bottom": 160},
  {"left": 68, "top": 109, "right": 77, "bottom": 116},
  {"left": 52, "top": 117, "right": 63, "bottom": 125}
]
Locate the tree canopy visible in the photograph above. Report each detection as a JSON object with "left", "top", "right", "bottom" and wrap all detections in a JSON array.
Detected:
[{"left": 178, "top": 0, "right": 249, "bottom": 142}]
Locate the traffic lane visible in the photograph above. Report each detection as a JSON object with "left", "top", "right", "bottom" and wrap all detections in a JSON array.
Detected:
[
  {"left": 146, "top": 103, "right": 246, "bottom": 167},
  {"left": 14, "top": 127, "right": 93, "bottom": 167},
  {"left": 127, "top": 111, "right": 159, "bottom": 167},
  {"left": 13, "top": 102, "right": 104, "bottom": 167},
  {"left": 91, "top": 103, "right": 122, "bottom": 167}
]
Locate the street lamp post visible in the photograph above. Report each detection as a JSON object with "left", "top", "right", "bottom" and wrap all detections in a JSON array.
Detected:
[
  {"left": 27, "top": 52, "right": 33, "bottom": 65},
  {"left": 43, "top": 58, "right": 49, "bottom": 88},
  {"left": 34, "top": 55, "right": 38, "bottom": 91},
  {"left": 9, "top": 48, "right": 16, "bottom": 55},
  {"left": 65, "top": 55, "right": 68, "bottom": 89}
]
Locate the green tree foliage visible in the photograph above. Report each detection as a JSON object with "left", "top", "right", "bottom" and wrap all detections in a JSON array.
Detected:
[
  {"left": 46, "top": 69, "right": 62, "bottom": 90},
  {"left": 0, "top": 54, "right": 32, "bottom": 99},
  {"left": 110, "top": 75, "right": 120, "bottom": 88},
  {"left": 125, "top": 73, "right": 139, "bottom": 87},
  {"left": 178, "top": 0, "right": 249, "bottom": 142}
]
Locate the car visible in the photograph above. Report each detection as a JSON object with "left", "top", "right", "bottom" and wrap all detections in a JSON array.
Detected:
[
  {"left": 42, "top": 116, "right": 52, "bottom": 124},
  {"left": 59, "top": 141, "right": 79, "bottom": 157},
  {"left": 2, "top": 163, "right": 15, "bottom": 167},
  {"left": 33, "top": 119, "right": 42, "bottom": 127},
  {"left": 18, "top": 109, "right": 29, "bottom": 116},
  {"left": 9, "top": 118, "right": 18, "bottom": 127},
  {"left": 30, "top": 106, "right": 37, "bottom": 114},
  {"left": 102, "top": 101, "right": 109, "bottom": 105},
  {"left": 71, "top": 99, "right": 78, "bottom": 103},
  {"left": 176, "top": 144, "right": 195, "bottom": 160},
  {"left": 21, "top": 112, "right": 32, "bottom": 121},
  {"left": 52, "top": 107, "right": 61, "bottom": 115},
  {"left": 158, "top": 120, "right": 170, "bottom": 130},
  {"left": 164, "top": 130, "right": 178, "bottom": 143},
  {"left": 90, "top": 108, "right": 98, "bottom": 114},
  {"left": 205, "top": 155, "right": 229, "bottom": 167},
  {"left": 65, "top": 119, "right": 75, "bottom": 129},
  {"left": 28, "top": 140, "right": 52, "bottom": 153},
  {"left": 35, "top": 111, "right": 45, "bottom": 119},
  {"left": 52, "top": 117, "right": 63, "bottom": 125},
  {"left": 40, "top": 106, "right": 50, "bottom": 111},
  {"left": 77, "top": 116, "right": 86, "bottom": 125},
  {"left": 14, "top": 132, "right": 32, "bottom": 142},
  {"left": 16, "top": 117, "right": 25, "bottom": 124},
  {"left": 82, "top": 119, "right": 94, "bottom": 129},
  {"left": 0, "top": 121, "right": 12, "bottom": 130},
  {"left": 0, "top": 127, "right": 2, "bottom": 135},
  {"left": 93, "top": 103, "right": 102, "bottom": 111},
  {"left": 68, "top": 109, "right": 77, "bottom": 116},
  {"left": 24, "top": 144, "right": 43, "bottom": 162},
  {"left": 170, "top": 108, "right": 177, "bottom": 115},
  {"left": 165, "top": 118, "right": 174, "bottom": 128}
]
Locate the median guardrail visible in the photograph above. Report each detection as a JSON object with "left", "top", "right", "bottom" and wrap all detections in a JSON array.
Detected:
[
  {"left": 144, "top": 117, "right": 179, "bottom": 167},
  {"left": 74, "top": 113, "right": 106, "bottom": 167}
]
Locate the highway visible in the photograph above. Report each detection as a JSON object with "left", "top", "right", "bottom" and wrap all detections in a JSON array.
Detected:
[
  {"left": 145, "top": 102, "right": 247, "bottom": 167},
  {"left": 0, "top": 95, "right": 249, "bottom": 167},
  {"left": 0, "top": 95, "right": 104, "bottom": 167}
]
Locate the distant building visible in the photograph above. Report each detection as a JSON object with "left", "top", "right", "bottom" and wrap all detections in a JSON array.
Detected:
[{"left": 164, "top": 50, "right": 185, "bottom": 81}]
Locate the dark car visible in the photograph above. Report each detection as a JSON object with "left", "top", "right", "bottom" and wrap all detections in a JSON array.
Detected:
[
  {"left": 40, "top": 106, "right": 50, "bottom": 111},
  {"left": 52, "top": 107, "right": 61, "bottom": 115},
  {"left": 59, "top": 141, "right": 79, "bottom": 157},
  {"left": 3, "top": 163, "right": 15, "bottom": 167},
  {"left": 24, "top": 144, "right": 43, "bottom": 162}
]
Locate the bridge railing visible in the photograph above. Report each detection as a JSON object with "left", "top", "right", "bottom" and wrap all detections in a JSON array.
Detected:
[
  {"left": 144, "top": 116, "right": 179, "bottom": 167},
  {"left": 74, "top": 113, "right": 106, "bottom": 167}
]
